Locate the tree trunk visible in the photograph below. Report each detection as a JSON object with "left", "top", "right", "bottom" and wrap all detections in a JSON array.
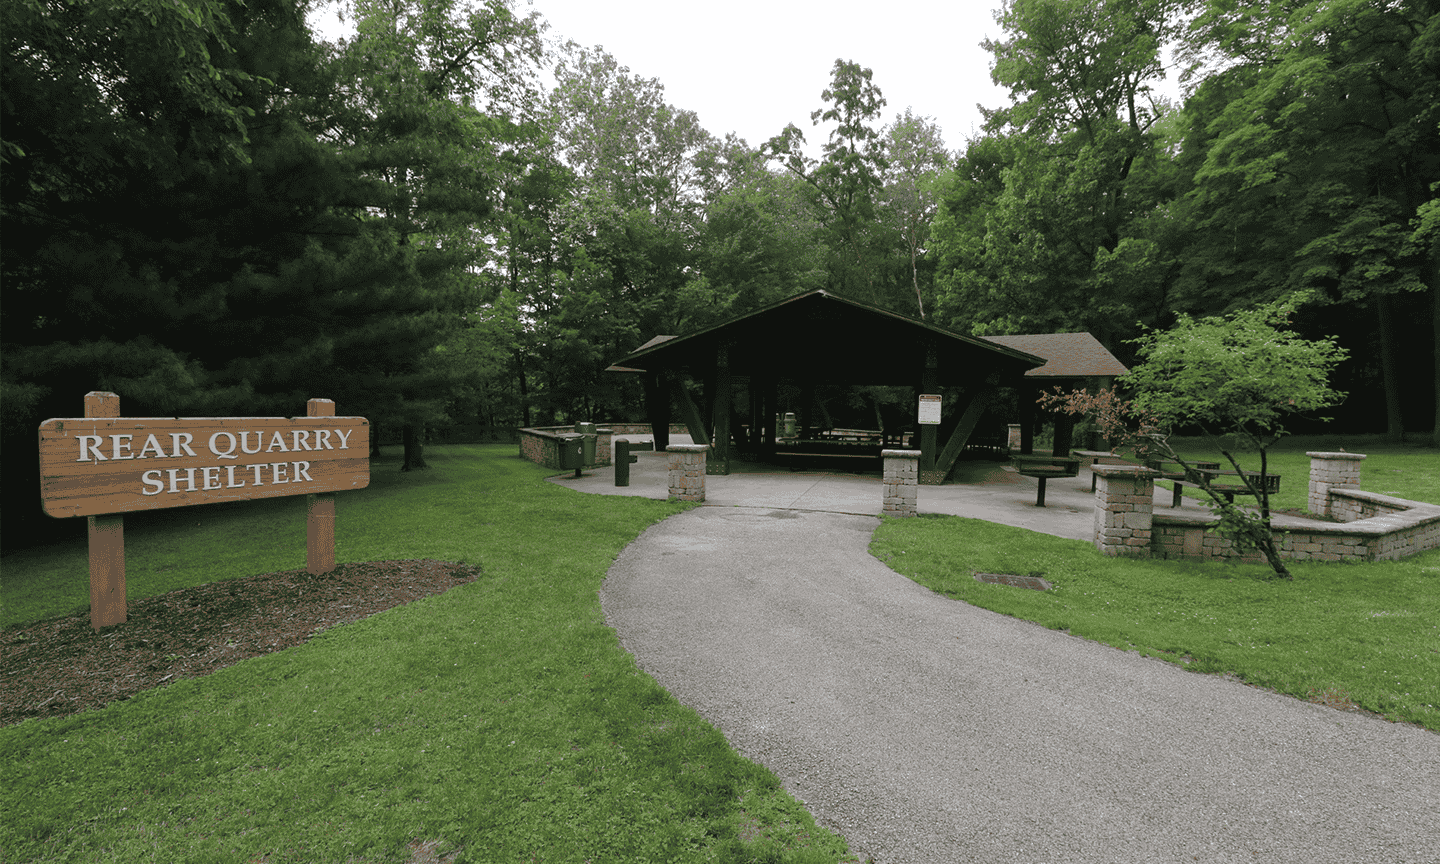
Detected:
[
  {"left": 1374, "top": 293, "right": 1405, "bottom": 443},
  {"left": 1432, "top": 271, "right": 1440, "bottom": 448},
  {"left": 911, "top": 245, "right": 925, "bottom": 320},
  {"left": 401, "top": 424, "right": 428, "bottom": 471},
  {"left": 515, "top": 349, "right": 531, "bottom": 428},
  {"left": 369, "top": 420, "right": 383, "bottom": 459}
]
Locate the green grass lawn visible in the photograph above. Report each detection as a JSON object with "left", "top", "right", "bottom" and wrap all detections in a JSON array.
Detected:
[
  {"left": 870, "top": 518, "right": 1440, "bottom": 730},
  {"left": 874, "top": 434, "right": 1440, "bottom": 732},
  {"left": 1, "top": 446, "right": 854, "bottom": 863},
  {"left": 5, "top": 437, "right": 1437, "bottom": 861}
]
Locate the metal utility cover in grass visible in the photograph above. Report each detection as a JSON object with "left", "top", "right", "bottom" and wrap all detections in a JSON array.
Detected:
[{"left": 974, "top": 572, "right": 1053, "bottom": 590}]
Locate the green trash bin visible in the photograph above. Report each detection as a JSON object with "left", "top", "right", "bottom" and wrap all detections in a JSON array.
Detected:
[
  {"left": 557, "top": 433, "right": 585, "bottom": 474},
  {"left": 574, "top": 422, "right": 597, "bottom": 466}
]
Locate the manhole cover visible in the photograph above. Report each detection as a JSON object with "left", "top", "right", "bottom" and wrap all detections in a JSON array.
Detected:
[{"left": 974, "top": 572, "right": 1052, "bottom": 590}]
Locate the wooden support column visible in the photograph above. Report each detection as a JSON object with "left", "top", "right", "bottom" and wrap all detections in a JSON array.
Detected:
[
  {"left": 932, "top": 387, "right": 994, "bottom": 482},
  {"left": 709, "top": 343, "right": 731, "bottom": 475},
  {"left": 669, "top": 376, "right": 710, "bottom": 446},
  {"left": 920, "top": 345, "right": 939, "bottom": 478},
  {"left": 307, "top": 398, "right": 337, "bottom": 575},
  {"left": 799, "top": 381, "right": 815, "bottom": 438},
  {"left": 1019, "top": 383, "right": 1036, "bottom": 455},
  {"left": 645, "top": 371, "right": 671, "bottom": 452},
  {"left": 763, "top": 377, "right": 779, "bottom": 457},
  {"left": 86, "top": 391, "right": 126, "bottom": 630},
  {"left": 748, "top": 379, "right": 762, "bottom": 450},
  {"left": 1051, "top": 411, "right": 1076, "bottom": 458}
]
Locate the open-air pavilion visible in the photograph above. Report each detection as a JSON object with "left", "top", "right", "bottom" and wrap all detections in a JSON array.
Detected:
[{"left": 607, "top": 289, "right": 1127, "bottom": 484}]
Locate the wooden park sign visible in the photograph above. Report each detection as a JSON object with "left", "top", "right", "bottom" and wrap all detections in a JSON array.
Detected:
[{"left": 39, "top": 392, "right": 369, "bottom": 630}]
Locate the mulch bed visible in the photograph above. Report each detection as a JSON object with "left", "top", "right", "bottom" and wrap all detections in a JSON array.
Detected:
[{"left": 1, "top": 559, "right": 480, "bottom": 728}]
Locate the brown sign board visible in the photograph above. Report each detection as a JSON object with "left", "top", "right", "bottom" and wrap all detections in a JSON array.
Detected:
[{"left": 39, "top": 416, "right": 370, "bottom": 518}]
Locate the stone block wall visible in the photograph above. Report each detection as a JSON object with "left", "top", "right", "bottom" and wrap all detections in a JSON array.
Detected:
[
  {"left": 666, "top": 444, "right": 708, "bottom": 502},
  {"left": 1140, "top": 453, "right": 1440, "bottom": 563},
  {"left": 606, "top": 423, "right": 690, "bottom": 436},
  {"left": 517, "top": 426, "right": 614, "bottom": 469},
  {"left": 882, "top": 450, "right": 920, "bottom": 517},
  {"left": 1328, "top": 488, "right": 1411, "bottom": 523},
  {"left": 519, "top": 430, "right": 560, "bottom": 468}
]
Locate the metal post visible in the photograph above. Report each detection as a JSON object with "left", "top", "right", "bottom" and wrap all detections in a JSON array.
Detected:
[{"left": 615, "top": 438, "right": 639, "bottom": 486}]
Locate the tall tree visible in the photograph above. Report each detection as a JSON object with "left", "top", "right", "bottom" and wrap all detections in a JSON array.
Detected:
[
  {"left": 688, "top": 134, "right": 826, "bottom": 324},
  {"left": 331, "top": 0, "right": 545, "bottom": 467},
  {"left": 879, "top": 110, "right": 950, "bottom": 320},
  {"left": 514, "top": 44, "right": 717, "bottom": 423},
  {"left": 0, "top": 0, "right": 544, "bottom": 542},
  {"left": 930, "top": 0, "right": 1182, "bottom": 348},
  {"left": 765, "top": 59, "right": 900, "bottom": 309},
  {"left": 1178, "top": 0, "right": 1440, "bottom": 444}
]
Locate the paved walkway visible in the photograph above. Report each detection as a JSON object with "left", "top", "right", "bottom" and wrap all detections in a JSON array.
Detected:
[{"left": 555, "top": 445, "right": 1440, "bottom": 863}]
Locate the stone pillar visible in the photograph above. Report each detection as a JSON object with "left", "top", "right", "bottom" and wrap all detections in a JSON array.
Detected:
[
  {"left": 595, "top": 428, "right": 613, "bottom": 466},
  {"left": 1307, "top": 451, "right": 1366, "bottom": 518},
  {"left": 1007, "top": 423, "right": 1023, "bottom": 452},
  {"left": 667, "top": 444, "right": 709, "bottom": 502},
  {"left": 882, "top": 449, "right": 921, "bottom": 517},
  {"left": 1093, "top": 465, "right": 1158, "bottom": 558}
]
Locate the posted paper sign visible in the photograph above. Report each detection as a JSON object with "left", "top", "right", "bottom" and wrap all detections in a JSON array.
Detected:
[
  {"left": 39, "top": 416, "right": 370, "bottom": 518},
  {"left": 918, "top": 394, "right": 942, "bottom": 425}
]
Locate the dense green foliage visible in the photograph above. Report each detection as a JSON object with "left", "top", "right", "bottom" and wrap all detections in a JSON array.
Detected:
[
  {"left": 0, "top": 446, "right": 854, "bottom": 863},
  {"left": 930, "top": 0, "right": 1438, "bottom": 442}
]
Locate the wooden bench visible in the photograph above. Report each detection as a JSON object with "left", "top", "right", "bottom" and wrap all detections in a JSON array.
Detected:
[{"left": 1010, "top": 455, "right": 1081, "bottom": 507}]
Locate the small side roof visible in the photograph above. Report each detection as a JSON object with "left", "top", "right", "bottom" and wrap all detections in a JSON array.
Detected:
[{"left": 980, "top": 332, "right": 1129, "bottom": 379}]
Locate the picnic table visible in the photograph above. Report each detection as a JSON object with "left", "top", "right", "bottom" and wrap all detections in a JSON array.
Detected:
[
  {"left": 1010, "top": 454, "right": 1081, "bottom": 507},
  {"left": 1144, "top": 459, "right": 1278, "bottom": 506},
  {"left": 1196, "top": 467, "right": 1282, "bottom": 504},
  {"left": 1073, "top": 450, "right": 1139, "bottom": 491}
]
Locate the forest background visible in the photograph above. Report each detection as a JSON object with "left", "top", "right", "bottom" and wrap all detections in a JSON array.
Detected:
[{"left": 3, "top": 0, "right": 1437, "bottom": 549}]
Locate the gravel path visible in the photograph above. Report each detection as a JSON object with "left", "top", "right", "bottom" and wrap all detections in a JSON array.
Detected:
[{"left": 600, "top": 506, "right": 1440, "bottom": 864}]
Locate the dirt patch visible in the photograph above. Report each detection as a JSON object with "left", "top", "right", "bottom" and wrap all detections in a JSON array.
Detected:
[{"left": 1, "top": 559, "right": 480, "bottom": 727}]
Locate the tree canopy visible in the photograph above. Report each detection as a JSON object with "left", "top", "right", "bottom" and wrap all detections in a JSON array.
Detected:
[{"left": 3, "top": 0, "right": 1435, "bottom": 550}]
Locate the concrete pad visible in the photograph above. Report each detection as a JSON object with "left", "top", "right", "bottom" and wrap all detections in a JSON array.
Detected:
[
  {"left": 554, "top": 447, "right": 1102, "bottom": 542},
  {"left": 553, "top": 445, "right": 1331, "bottom": 543}
]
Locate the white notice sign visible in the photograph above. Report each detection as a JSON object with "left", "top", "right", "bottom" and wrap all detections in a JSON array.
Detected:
[{"left": 918, "top": 394, "right": 942, "bottom": 425}]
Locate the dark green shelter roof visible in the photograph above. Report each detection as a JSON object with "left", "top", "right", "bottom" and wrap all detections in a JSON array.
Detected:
[{"left": 609, "top": 289, "right": 1046, "bottom": 386}]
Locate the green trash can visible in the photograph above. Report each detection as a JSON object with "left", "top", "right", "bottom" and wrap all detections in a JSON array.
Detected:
[
  {"left": 557, "top": 433, "right": 585, "bottom": 473},
  {"left": 574, "top": 422, "right": 597, "bottom": 466}
]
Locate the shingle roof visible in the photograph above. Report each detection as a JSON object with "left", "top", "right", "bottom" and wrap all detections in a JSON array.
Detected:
[
  {"left": 607, "top": 290, "right": 1046, "bottom": 385},
  {"left": 980, "top": 332, "right": 1128, "bottom": 378}
]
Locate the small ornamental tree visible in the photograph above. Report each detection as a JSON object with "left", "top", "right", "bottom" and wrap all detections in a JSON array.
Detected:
[{"left": 1042, "top": 295, "right": 1347, "bottom": 579}]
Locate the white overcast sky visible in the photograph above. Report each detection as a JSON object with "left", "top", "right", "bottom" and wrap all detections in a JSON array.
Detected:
[
  {"left": 308, "top": 1, "right": 1015, "bottom": 155},
  {"left": 525, "top": 0, "right": 1012, "bottom": 153}
]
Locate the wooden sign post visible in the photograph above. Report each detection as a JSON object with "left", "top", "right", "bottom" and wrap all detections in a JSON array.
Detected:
[
  {"left": 85, "top": 392, "right": 126, "bottom": 631},
  {"left": 306, "top": 398, "right": 337, "bottom": 576},
  {"left": 39, "top": 393, "right": 369, "bottom": 630}
]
